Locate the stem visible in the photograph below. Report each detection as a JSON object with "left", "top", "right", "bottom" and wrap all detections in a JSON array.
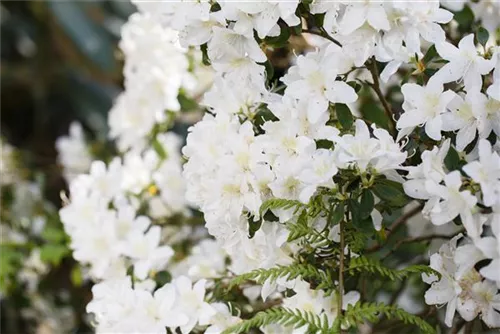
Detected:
[
  {"left": 302, "top": 29, "right": 342, "bottom": 47},
  {"left": 338, "top": 219, "right": 345, "bottom": 323},
  {"left": 384, "top": 232, "right": 463, "bottom": 258},
  {"left": 368, "top": 57, "right": 397, "bottom": 136},
  {"left": 366, "top": 203, "right": 424, "bottom": 252}
]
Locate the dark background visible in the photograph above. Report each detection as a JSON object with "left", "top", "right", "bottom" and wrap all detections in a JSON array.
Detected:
[{"left": 1, "top": 1, "right": 134, "bottom": 332}]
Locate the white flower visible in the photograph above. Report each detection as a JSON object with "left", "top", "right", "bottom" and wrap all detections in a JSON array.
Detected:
[
  {"left": 281, "top": 46, "right": 357, "bottom": 123},
  {"left": 397, "top": 78, "right": 456, "bottom": 141},
  {"left": 171, "top": 276, "right": 216, "bottom": 334},
  {"left": 463, "top": 139, "right": 500, "bottom": 207},
  {"left": 338, "top": 0, "right": 390, "bottom": 35},
  {"left": 56, "top": 122, "right": 92, "bottom": 182},
  {"left": 473, "top": 216, "right": 500, "bottom": 286},
  {"left": 423, "top": 235, "right": 482, "bottom": 327},
  {"left": 122, "top": 226, "right": 174, "bottom": 280},
  {"left": 208, "top": 27, "right": 266, "bottom": 64},
  {"left": 425, "top": 171, "right": 477, "bottom": 227},
  {"left": 434, "top": 34, "right": 495, "bottom": 91},
  {"left": 220, "top": 1, "right": 300, "bottom": 39},
  {"left": 441, "top": 91, "right": 485, "bottom": 152},
  {"left": 205, "top": 303, "right": 241, "bottom": 334},
  {"left": 334, "top": 119, "right": 382, "bottom": 172},
  {"left": 470, "top": 280, "right": 500, "bottom": 328},
  {"left": 297, "top": 149, "right": 338, "bottom": 203}
]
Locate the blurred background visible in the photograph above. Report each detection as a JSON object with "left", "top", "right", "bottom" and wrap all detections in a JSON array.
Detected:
[{"left": 1, "top": 1, "right": 135, "bottom": 332}]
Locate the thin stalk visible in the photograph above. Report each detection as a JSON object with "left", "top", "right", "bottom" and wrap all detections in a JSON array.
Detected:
[
  {"left": 368, "top": 57, "right": 397, "bottom": 136},
  {"left": 338, "top": 219, "right": 345, "bottom": 325}
]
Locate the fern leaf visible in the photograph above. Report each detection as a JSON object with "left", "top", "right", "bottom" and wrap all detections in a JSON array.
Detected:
[
  {"left": 227, "top": 263, "right": 334, "bottom": 291},
  {"left": 260, "top": 198, "right": 304, "bottom": 216},
  {"left": 344, "top": 302, "right": 436, "bottom": 334},
  {"left": 222, "top": 307, "right": 329, "bottom": 334},
  {"left": 346, "top": 256, "right": 438, "bottom": 280}
]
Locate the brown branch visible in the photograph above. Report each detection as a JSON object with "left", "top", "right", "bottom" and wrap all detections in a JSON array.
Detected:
[
  {"left": 338, "top": 218, "right": 345, "bottom": 323},
  {"left": 383, "top": 232, "right": 461, "bottom": 258},
  {"left": 366, "top": 203, "right": 424, "bottom": 252},
  {"left": 302, "top": 29, "right": 342, "bottom": 47},
  {"left": 368, "top": 57, "right": 397, "bottom": 136}
]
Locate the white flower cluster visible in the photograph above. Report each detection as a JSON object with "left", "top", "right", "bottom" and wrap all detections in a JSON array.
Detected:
[
  {"left": 56, "top": 122, "right": 93, "bottom": 183},
  {"left": 404, "top": 138, "right": 500, "bottom": 326},
  {"left": 54, "top": 0, "right": 500, "bottom": 332},
  {"left": 87, "top": 276, "right": 217, "bottom": 334},
  {"left": 60, "top": 132, "right": 188, "bottom": 280},
  {"left": 108, "top": 12, "right": 199, "bottom": 152}
]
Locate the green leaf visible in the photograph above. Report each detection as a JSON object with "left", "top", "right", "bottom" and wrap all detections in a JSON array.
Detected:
[
  {"left": 336, "top": 103, "right": 354, "bottom": 130},
  {"left": 152, "top": 137, "right": 168, "bottom": 160},
  {"left": 422, "top": 45, "right": 438, "bottom": 64},
  {"left": 454, "top": 5, "right": 474, "bottom": 32},
  {"left": 260, "top": 198, "right": 304, "bottom": 216},
  {"left": 223, "top": 307, "right": 329, "bottom": 334},
  {"left": 444, "top": 146, "right": 464, "bottom": 170},
  {"left": 359, "top": 190, "right": 375, "bottom": 219},
  {"left": 344, "top": 302, "right": 436, "bottom": 334},
  {"left": 265, "top": 26, "right": 290, "bottom": 48},
  {"left": 329, "top": 203, "right": 344, "bottom": 226},
  {"left": 155, "top": 270, "right": 172, "bottom": 286},
  {"left": 201, "top": 43, "right": 211, "bottom": 66},
  {"left": 263, "top": 60, "right": 275, "bottom": 82},
  {"left": 71, "top": 266, "right": 83, "bottom": 287},
  {"left": 248, "top": 216, "right": 263, "bottom": 238},
  {"left": 287, "top": 210, "right": 309, "bottom": 242},
  {"left": 372, "top": 179, "right": 408, "bottom": 207},
  {"left": 477, "top": 27, "right": 489, "bottom": 47},
  {"left": 41, "top": 227, "right": 67, "bottom": 243},
  {"left": 40, "top": 244, "right": 69, "bottom": 266},
  {"left": 178, "top": 92, "right": 198, "bottom": 111}
]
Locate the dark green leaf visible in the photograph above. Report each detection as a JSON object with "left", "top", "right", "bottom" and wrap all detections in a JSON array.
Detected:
[
  {"left": 336, "top": 103, "right": 354, "bottom": 130},
  {"left": 477, "top": 27, "right": 489, "bottom": 47},
  {"left": 265, "top": 26, "right": 290, "bottom": 48},
  {"left": 454, "top": 5, "right": 474, "bottom": 32},
  {"left": 155, "top": 271, "right": 172, "bottom": 286},
  {"left": 422, "top": 45, "right": 438, "bottom": 64},
  {"left": 201, "top": 43, "right": 211, "bottom": 66},
  {"left": 330, "top": 203, "right": 344, "bottom": 226},
  {"left": 444, "top": 146, "right": 464, "bottom": 170},
  {"left": 372, "top": 179, "right": 408, "bottom": 207},
  {"left": 248, "top": 216, "right": 263, "bottom": 238},
  {"left": 263, "top": 60, "right": 274, "bottom": 81},
  {"left": 359, "top": 190, "right": 375, "bottom": 219}
]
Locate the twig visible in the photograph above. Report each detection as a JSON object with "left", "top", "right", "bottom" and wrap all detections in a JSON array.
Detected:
[
  {"left": 384, "top": 232, "right": 462, "bottom": 258},
  {"left": 302, "top": 29, "right": 342, "bottom": 47},
  {"left": 366, "top": 203, "right": 424, "bottom": 252},
  {"left": 450, "top": 318, "right": 466, "bottom": 334},
  {"left": 338, "top": 218, "right": 345, "bottom": 331},
  {"left": 368, "top": 57, "right": 397, "bottom": 136}
]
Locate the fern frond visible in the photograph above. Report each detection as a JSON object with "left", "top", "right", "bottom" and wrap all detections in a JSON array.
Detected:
[
  {"left": 344, "top": 302, "right": 436, "bottom": 334},
  {"left": 222, "top": 307, "right": 329, "bottom": 334},
  {"left": 260, "top": 198, "right": 304, "bottom": 216},
  {"left": 227, "top": 263, "right": 334, "bottom": 291},
  {"left": 346, "top": 256, "right": 438, "bottom": 280}
]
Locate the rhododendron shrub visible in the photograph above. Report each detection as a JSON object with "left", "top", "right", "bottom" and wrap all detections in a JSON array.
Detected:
[{"left": 53, "top": 1, "right": 500, "bottom": 333}]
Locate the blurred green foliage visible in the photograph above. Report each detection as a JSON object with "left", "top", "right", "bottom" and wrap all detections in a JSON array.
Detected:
[{"left": 1, "top": 1, "right": 135, "bottom": 332}]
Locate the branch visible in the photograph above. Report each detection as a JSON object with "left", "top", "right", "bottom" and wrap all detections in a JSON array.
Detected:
[
  {"left": 366, "top": 203, "right": 424, "bottom": 252},
  {"left": 368, "top": 57, "right": 397, "bottom": 136},
  {"left": 338, "top": 219, "right": 345, "bottom": 320},
  {"left": 302, "top": 29, "right": 342, "bottom": 47},
  {"left": 383, "top": 232, "right": 462, "bottom": 258}
]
